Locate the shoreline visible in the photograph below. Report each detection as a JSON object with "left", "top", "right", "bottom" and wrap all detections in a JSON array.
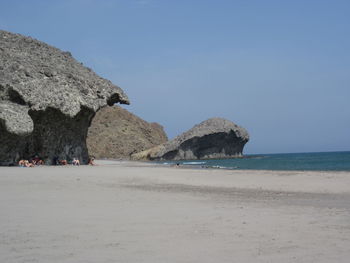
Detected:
[
  {"left": 6, "top": 152, "right": 350, "bottom": 173},
  {"left": 98, "top": 159, "right": 350, "bottom": 174}
]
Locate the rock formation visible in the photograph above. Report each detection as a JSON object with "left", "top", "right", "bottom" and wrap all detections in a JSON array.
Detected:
[
  {"left": 132, "top": 118, "right": 249, "bottom": 161},
  {"left": 0, "top": 30, "right": 129, "bottom": 165},
  {"left": 87, "top": 105, "right": 168, "bottom": 159}
]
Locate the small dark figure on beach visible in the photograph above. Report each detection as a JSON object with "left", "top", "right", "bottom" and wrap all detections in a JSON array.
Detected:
[{"left": 53, "top": 156, "right": 59, "bottom": 165}]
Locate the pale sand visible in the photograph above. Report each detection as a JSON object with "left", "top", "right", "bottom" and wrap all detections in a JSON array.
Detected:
[{"left": 1, "top": 161, "right": 350, "bottom": 263}]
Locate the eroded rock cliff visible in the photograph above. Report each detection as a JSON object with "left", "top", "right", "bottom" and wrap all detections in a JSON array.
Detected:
[
  {"left": 0, "top": 30, "right": 129, "bottom": 165},
  {"left": 132, "top": 118, "right": 249, "bottom": 161},
  {"left": 87, "top": 106, "right": 167, "bottom": 159}
]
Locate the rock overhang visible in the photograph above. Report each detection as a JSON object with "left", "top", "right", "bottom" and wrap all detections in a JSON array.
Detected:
[
  {"left": 0, "top": 30, "right": 129, "bottom": 164},
  {"left": 0, "top": 30, "right": 129, "bottom": 136}
]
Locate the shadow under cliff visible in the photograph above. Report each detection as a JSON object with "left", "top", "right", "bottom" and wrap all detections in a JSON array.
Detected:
[{"left": 0, "top": 106, "right": 95, "bottom": 165}]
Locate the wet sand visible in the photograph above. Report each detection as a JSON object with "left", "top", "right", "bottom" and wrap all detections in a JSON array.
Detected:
[{"left": 1, "top": 160, "right": 350, "bottom": 263}]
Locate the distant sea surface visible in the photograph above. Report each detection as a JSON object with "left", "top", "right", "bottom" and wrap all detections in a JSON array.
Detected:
[{"left": 161, "top": 151, "right": 350, "bottom": 171}]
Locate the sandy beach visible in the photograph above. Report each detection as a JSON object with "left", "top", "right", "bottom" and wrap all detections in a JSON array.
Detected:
[{"left": 1, "top": 161, "right": 350, "bottom": 263}]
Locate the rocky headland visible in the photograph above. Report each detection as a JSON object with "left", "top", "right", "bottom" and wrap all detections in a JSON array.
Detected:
[
  {"left": 132, "top": 118, "right": 249, "bottom": 161},
  {"left": 87, "top": 105, "right": 167, "bottom": 159},
  {"left": 0, "top": 30, "right": 129, "bottom": 165},
  {"left": 0, "top": 30, "right": 250, "bottom": 165}
]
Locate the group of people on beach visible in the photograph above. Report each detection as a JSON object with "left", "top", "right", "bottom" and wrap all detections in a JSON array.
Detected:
[
  {"left": 53, "top": 156, "right": 95, "bottom": 166},
  {"left": 18, "top": 156, "right": 95, "bottom": 167},
  {"left": 18, "top": 156, "right": 45, "bottom": 167}
]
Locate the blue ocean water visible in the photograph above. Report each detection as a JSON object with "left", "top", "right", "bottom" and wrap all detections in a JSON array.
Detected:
[{"left": 161, "top": 151, "right": 350, "bottom": 171}]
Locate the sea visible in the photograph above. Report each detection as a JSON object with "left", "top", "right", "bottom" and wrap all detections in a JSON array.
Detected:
[{"left": 160, "top": 151, "right": 350, "bottom": 171}]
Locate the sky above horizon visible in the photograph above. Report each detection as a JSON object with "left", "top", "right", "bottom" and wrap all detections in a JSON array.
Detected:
[{"left": 1, "top": 0, "right": 349, "bottom": 154}]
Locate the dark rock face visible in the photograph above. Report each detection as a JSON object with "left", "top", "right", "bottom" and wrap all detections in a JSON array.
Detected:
[
  {"left": 0, "top": 30, "right": 129, "bottom": 165},
  {"left": 87, "top": 105, "right": 168, "bottom": 159},
  {"left": 133, "top": 118, "right": 249, "bottom": 161}
]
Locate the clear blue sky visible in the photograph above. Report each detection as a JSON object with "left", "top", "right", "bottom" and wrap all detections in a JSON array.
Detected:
[{"left": 1, "top": 0, "right": 349, "bottom": 154}]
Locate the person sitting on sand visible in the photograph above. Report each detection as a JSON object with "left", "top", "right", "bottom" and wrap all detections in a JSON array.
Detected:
[
  {"left": 18, "top": 159, "right": 25, "bottom": 167},
  {"left": 36, "top": 159, "right": 44, "bottom": 165},
  {"left": 88, "top": 157, "right": 95, "bottom": 166},
  {"left": 24, "top": 160, "right": 34, "bottom": 167},
  {"left": 53, "top": 156, "right": 59, "bottom": 165},
  {"left": 59, "top": 159, "right": 68, "bottom": 165},
  {"left": 32, "top": 155, "right": 40, "bottom": 165},
  {"left": 72, "top": 158, "right": 80, "bottom": 166}
]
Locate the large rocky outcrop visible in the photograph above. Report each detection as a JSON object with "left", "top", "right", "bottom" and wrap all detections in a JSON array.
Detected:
[
  {"left": 87, "top": 105, "right": 168, "bottom": 159},
  {"left": 0, "top": 30, "right": 129, "bottom": 165},
  {"left": 132, "top": 118, "right": 249, "bottom": 161}
]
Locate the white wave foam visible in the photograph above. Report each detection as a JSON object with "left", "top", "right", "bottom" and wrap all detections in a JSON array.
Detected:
[
  {"left": 211, "top": 165, "right": 238, "bottom": 169},
  {"left": 182, "top": 161, "right": 206, "bottom": 165}
]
